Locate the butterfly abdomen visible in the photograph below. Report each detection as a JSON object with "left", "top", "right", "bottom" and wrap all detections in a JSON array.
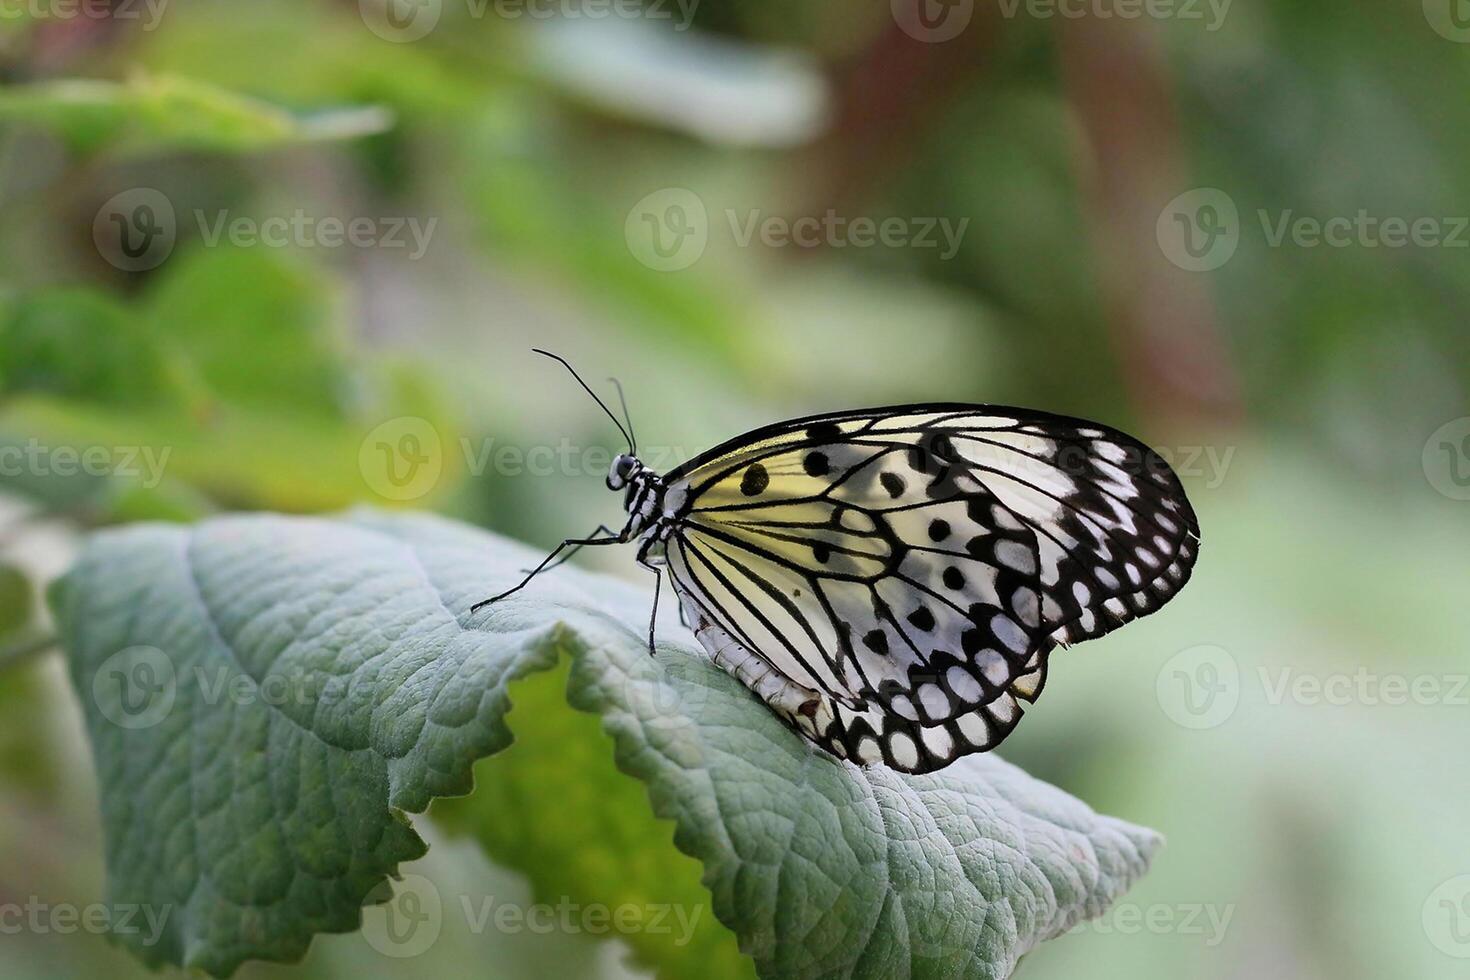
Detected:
[{"left": 681, "top": 593, "right": 839, "bottom": 745}]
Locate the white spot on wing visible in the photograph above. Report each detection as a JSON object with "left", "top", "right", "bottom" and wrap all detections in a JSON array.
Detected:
[
  {"left": 889, "top": 693, "right": 919, "bottom": 722},
  {"left": 920, "top": 725, "right": 954, "bottom": 759},
  {"left": 990, "top": 505, "right": 1026, "bottom": 532},
  {"left": 988, "top": 695, "right": 1017, "bottom": 724},
  {"left": 995, "top": 540, "right": 1036, "bottom": 574},
  {"left": 1011, "top": 585, "right": 1039, "bottom": 627},
  {"left": 947, "top": 666, "right": 983, "bottom": 702},
  {"left": 976, "top": 650, "right": 1008, "bottom": 686},
  {"left": 918, "top": 684, "right": 949, "bottom": 720},
  {"left": 957, "top": 711, "right": 990, "bottom": 746},
  {"left": 991, "top": 614, "right": 1028, "bottom": 655},
  {"left": 889, "top": 732, "right": 919, "bottom": 769}
]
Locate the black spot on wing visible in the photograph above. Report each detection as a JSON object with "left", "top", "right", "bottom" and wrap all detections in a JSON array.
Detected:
[
  {"left": 806, "top": 420, "right": 843, "bottom": 441},
  {"left": 740, "top": 462, "right": 769, "bottom": 496},
  {"left": 907, "top": 605, "right": 935, "bottom": 631}
]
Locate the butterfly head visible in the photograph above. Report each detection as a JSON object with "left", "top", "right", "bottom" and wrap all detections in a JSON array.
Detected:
[
  {"left": 526, "top": 348, "right": 666, "bottom": 537},
  {"left": 606, "top": 453, "right": 644, "bottom": 491},
  {"left": 612, "top": 454, "right": 668, "bottom": 539}
]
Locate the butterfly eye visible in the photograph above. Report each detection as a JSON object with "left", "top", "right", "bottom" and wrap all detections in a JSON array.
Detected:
[{"left": 607, "top": 454, "right": 639, "bottom": 490}]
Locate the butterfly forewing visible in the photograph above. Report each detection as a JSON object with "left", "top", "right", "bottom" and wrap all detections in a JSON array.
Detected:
[
  {"left": 933, "top": 417, "right": 1200, "bottom": 646},
  {"left": 668, "top": 418, "right": 1051, "bottom": 719}
]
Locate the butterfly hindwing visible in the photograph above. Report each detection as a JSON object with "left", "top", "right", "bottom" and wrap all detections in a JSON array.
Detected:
[{"left": 668, "top": 579, "right": 1029, "bottom": 773}]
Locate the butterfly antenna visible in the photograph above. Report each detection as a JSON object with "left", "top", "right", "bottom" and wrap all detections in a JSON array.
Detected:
[
  {"left": 530, "top": 348, "right": 635, "bottom": 454},
  {"left": 606, "top": 376, "right": 637, "bottom": 456}
]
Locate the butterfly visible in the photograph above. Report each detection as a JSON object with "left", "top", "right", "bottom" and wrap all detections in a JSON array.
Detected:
[{"left": 473, "top": 350, "right": 1200, "bottom": 774}]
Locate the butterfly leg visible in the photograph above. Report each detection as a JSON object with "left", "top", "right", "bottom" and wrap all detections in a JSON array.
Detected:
[
  {"left": 636, "top": 538, "right": 661, "bottom": 656},
  {"left": 471, "top": 530, "right": 623, "bottom": 612},
  {"left": 535, "top": 524, "right": 616, "bottom": 574}
]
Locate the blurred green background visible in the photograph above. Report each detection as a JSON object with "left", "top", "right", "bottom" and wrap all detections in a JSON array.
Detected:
[{"left": 2, "top": 0, "right": 1469, "bottom": 977}]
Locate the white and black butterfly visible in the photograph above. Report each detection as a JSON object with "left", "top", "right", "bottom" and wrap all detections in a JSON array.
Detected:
[{"left": 474, "top": 351, "right": 1200, "bottom": 774}]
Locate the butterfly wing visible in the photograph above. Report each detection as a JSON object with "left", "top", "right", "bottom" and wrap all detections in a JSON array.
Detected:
[
  {"left": 661, "top": 406, "right": 1199, "bottom": 771},
  {"left": 665, "top": 559, "right": 1031, "bottom": 773}
]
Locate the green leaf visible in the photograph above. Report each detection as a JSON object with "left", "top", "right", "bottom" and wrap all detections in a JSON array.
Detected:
[
  {"left": 144, "top": 247, "right": 352, "bottom": 420},
  {"left": 135, "top": 0, "right": 485, "bottom": 120},
  {"left": 0, "top": 74, "right": 392, "bottom": 156},
  {"left": 0, "top": 255, "right": 457, "bottom": 515},
  {"left": 52, "top": 511, "right": 1161, "bottom": 978},
  {"left": 0, "top": 568, "right": 54, "bottom": 799},
  {"left": 432, "top": 659, "right": 756, "bottom": 980},
  {"left": 0, "top": 289, "right": 174, "bottom": 408},
  {"left": 0, "top": 564, "right": 32, "bottom": 640},
  {"left": 0, "top": 398, "right": 326, "bottom": 513},
  {"left": 0, "top": 653, "right": 64, "bottom": 802}
]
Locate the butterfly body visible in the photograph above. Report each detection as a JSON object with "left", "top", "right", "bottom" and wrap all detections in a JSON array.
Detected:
[{"left": 479, "top": 387, "right": 1200, "bottom": 775}]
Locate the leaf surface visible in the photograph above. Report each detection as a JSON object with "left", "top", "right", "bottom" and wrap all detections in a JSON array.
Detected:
[{"left": 53, "top": 511, "right": 1161, "bottom": 978}]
